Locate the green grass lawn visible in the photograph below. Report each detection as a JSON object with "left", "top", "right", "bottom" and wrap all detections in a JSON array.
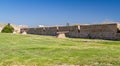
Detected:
[{"left": 0, "top": 33, "right": 120, "bottom": 66}]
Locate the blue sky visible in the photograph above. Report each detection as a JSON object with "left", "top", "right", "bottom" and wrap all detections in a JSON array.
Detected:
[{"left": 0, "top": 0, "right": 120, "bottom": 26}]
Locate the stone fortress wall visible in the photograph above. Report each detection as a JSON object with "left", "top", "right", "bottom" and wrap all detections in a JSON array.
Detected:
[{"left": 21, "top": 23, "right": 120, "bottom": 40}]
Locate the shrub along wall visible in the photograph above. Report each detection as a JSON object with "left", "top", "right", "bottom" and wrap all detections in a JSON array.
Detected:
[{"left": 1, "top": 23, "right": 14, "bottom": 33}]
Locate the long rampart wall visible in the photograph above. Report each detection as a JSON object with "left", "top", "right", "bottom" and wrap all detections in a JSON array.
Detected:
[{"left": 21, "top": 23, "right": 120, "bottom": 40}]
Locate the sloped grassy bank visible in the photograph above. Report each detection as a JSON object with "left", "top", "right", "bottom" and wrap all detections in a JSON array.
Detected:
[{"left": 0, "top": 33, "right": 120, "bottom": 66}]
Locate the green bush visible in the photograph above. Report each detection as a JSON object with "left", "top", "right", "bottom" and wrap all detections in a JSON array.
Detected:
[{"left": 1, "top": 23, "right": 14, "bottom": 33}]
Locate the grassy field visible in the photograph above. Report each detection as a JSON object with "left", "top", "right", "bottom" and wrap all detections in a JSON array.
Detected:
[{"left": 0, "top": 33, "right": 120, "bottom": 66}]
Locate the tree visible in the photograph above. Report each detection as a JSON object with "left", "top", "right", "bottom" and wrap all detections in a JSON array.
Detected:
[{"left": 1, "top": 23, "right": 14, "bottom": 33}]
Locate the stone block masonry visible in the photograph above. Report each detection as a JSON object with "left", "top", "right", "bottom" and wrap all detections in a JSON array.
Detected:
[{"left": 20, "top": 23, "right": 120, "bottom": 40}]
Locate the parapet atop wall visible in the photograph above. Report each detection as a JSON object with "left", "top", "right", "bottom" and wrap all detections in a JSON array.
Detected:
[{"left": 21, "top": 23, "right": 120, "bottom": 40}]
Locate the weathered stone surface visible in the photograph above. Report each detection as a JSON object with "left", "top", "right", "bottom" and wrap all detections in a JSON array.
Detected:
[
  {"left": 116, "top": 33, "right": 120, "bottom": 40},
  {"left": 57, "top": 33, "right": 66, "bottom": 38},
  {"left": 20, "top": 23, "right": 120, "bottom": 40},
  {"left": 22, "top": 31, "right": 27, "bottom": 35}
]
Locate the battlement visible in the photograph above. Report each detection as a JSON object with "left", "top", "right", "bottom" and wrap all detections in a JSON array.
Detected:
[{"left": 21, "top": 23, "right": 120, "bottom": 40}]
